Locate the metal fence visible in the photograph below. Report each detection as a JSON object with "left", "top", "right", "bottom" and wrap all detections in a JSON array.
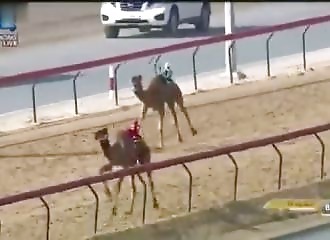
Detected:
[
  {"left": 1, "top": 14, "right": 330, "bottom": 240},
  {"left": 0, "top": 14, "right": 330, "bottom": 121},
  {"left": 0, "top": 122, "right": 329, "bottom": 239}
]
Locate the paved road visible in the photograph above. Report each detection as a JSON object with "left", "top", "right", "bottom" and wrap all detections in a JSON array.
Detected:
[{"left": 0, "top": 2, "right": 330, "bottom": 113}]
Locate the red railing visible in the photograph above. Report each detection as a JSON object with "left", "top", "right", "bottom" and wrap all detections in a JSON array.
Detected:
[
  {"left": 0, "top": 122, "right": 328, "bottom": 239},
  {"left": 1, "top": 14, "right": 330, "bottom": 239},
  {"left": 0, "top": 14, "right": 330, "bottom": 122}
]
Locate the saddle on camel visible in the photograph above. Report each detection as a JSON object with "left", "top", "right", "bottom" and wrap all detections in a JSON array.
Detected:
[
  {"left": 131, "top": 65, "right": 197, "bottom": 149},
  {"left": 94, "top": 121, "right": 159, "bottom": 216}
]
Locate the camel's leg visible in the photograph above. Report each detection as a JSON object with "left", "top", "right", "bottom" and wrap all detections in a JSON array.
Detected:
[
  {"left": 136, "top": 145, "right": 158, "bottom": 207},
  {"left": 168, "top": 103, "right": 183, "bottom": 143},
  {"left": 158, "top": 108, "right": 165, "bottom": 149},
  {"left": 140, "top": 104, "right": 148, "bottom": 137},
  {"left": 137, "top": 173, "right": 153, "bottom": 209},
  {"left": 147, "top": 171, "right": 159, "bottom": 208},
  {"left": 177, "top": 97, "right": 197, "bottom": 136},
  {"left": 99, "top": 164, "right": 113, "bottom": 199},
  {"left": 141, "top": 104, "right": 148, "bottom": 120},
  {"left": 127, "top": 175, "right": 137, "bottom": 214},
  {"left": 112, "top": 177, "right": 124, "bottom": 216}
]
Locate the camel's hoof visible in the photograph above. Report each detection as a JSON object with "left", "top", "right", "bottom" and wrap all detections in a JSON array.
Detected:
[
  {"left": 104, "top": 190, "right": 112, "bottom": 199},
  {"left": 191, "top": 128, "right": 197, "bottom": 136},
  {"left": 178, "top": 136, "right": 183, "bottom": 142},
  {"left": 125, "top": 209, "right": 133, "bottom": 215},
  {"left": 112, "top": 207, "right": 117, "bottom": 216},
  {"left": 153, "top": 147, "right": 163, "bottom": 152},
  {"left": 153, "top": 200, "right": 160, "bottom": 209}
]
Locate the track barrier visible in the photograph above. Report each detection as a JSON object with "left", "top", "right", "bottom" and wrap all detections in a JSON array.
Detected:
[
  {"left": 0, "top": 121, "right": 329, "bottom": 239},
  {"left": 1, "top": 13, "right": 330, "bottom": 239},
  {"left": 0, "top": 14, "right": 330, "bottom": 121}
]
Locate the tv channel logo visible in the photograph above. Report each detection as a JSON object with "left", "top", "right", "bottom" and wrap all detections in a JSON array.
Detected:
[{"left": 0, "top": 7, "right": 17, "bottom": 32}]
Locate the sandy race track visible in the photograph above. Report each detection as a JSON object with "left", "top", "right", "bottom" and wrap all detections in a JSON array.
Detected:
[{"left": 1, "top": 67, "right": 330, "bottom": 239}]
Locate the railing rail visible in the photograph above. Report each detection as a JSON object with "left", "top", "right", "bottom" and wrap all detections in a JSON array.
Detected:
[
  {"left": 1, "top": 13, "right": 330, "bottom": 239},
  {"left": 1, "top": 14, "right": 330, "bottom": 122},
  {"left": 0, "top": 14, "right": 330, "bottom": 87},
  {"left": 1, "top": 122, "right": 329, "bottom": 207},
  {"left": 0, "top": 121, "right": 329, "bottom": 239}
]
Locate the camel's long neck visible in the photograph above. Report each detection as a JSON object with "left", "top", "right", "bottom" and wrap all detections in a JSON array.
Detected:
[
  {"left": 134, "top": 88, "right": 147, "bottom": 104},
  {"left": 99, "top": 140, "right": 112, "bottom": 160}
]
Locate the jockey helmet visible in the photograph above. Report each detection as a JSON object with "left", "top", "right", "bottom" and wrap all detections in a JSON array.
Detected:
[
  {"left": 164, "top": 62, "right": 171, "bottom": 70},
  {"left": 130, "top": 119, "right": 139, "bottom": 129}
]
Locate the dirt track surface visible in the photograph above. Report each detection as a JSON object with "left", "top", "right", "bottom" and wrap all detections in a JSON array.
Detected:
[{"left": 1, "top": 67, "right": 330, "bottom": 239}]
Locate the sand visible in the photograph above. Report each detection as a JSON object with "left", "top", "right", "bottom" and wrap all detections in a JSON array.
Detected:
[
  {"left": 1, "top": 66, "right": 330, "bottom": 239},
  {"left": 1, "top": 3, "right": 330, "bottom": 240}
]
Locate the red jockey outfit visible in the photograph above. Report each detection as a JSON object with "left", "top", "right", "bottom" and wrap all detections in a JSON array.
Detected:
[{"left": 127, "top": 120, "right": 142, "bottom": 142}]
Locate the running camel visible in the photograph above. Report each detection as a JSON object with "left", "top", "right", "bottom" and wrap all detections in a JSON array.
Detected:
[
  {"left": 94, "top": 123, "right": 159, "bottom": 216},
  {"left": 131, "top": 74, "right": 197, "bottom": 149}
]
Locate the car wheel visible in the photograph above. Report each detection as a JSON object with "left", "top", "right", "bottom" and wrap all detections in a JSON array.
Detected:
[
  {"left": 163, "top": 7, "right": 179, "bottom": 35},
  {"left": 104, "top": 26, "right": 120, "bottom": 38},
  {"left": 195, "top": 3, "right": 210, "bottom": 32}
]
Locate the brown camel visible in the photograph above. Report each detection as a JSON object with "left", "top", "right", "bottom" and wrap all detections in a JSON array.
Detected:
[
  {"left": 94, "top": 127, "right": 159, "bottom": 215},
  {"left": 131, "top": 74, "right": 197, "bottom": 149}
]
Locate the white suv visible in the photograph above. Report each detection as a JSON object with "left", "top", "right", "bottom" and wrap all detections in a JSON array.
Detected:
[{"left": 100, "top": 1, "right": 211, "bottom": 38}]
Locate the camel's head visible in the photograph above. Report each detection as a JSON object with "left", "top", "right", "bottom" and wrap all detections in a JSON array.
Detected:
[
  {"left": 94, "top": 127, "right": 109, "bottom": 142},
  {"left": 131, "top": 75, "right": 143, "bottom": 92}
]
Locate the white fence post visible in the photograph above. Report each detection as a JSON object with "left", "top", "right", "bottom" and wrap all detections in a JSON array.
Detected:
[
  {"left": 108, "top": 64, "right": 115, "bottom": 100},
  {"left": 224, "top": 2, "right": 246, "bottom": 82},
  {"left": 225, "top": 1, "right": 237, "bottom": 74}
]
